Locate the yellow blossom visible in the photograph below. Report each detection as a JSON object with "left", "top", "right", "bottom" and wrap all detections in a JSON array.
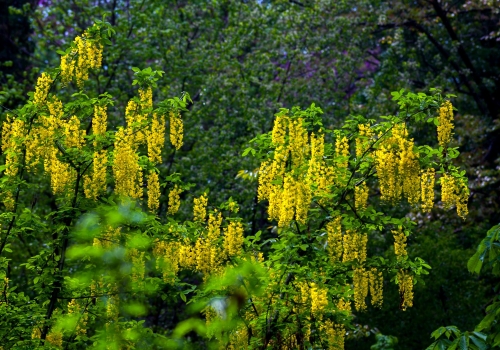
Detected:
[
  {"left": 353, "top": 267, "right": 368, "bottom": 311},
  {"left": 169, "top": 111, "right": 184, "bottom": 150},
  {"left": 168, "top": 185, "right": 183, "bottom": 215},
  {"left": 93, "top": 105, "right": 107, "bottom": 145},
  {"left": 335, "top": 136, "right": 350, "bottom": 168},
  {"left": 33, "top": 72, "right": 52, "bottom": 107},
  {"left": 224, "top": 221, "right": 244, "bottom": 256},
  {"left": 310, "top": 283, "right": 328, "bottom": 315},
  {"left": 398, "top": 270, "right": 414, "bottom": 311},
  {"left": 327, "top": 217, "right": 343, "bottom": 263},
  {"left": 147, "top": 113, "right": 166, "bottom": 163},
  {"left": 356, "top": 123, "right": 373, "bottom": 158},
  {"left": 392, "top": 227, "right": 407, "bottom": 258},
  {"left": 139, "top": 87, "right": 153, "bottom": 110},
  {"left": 322, "top": 320, "right": 345, "bottom": 350},
  {"left": 112, "top": 128, "right": 143, "bottom": 199},
  {"left": 421, "top": 168, "right": 435, "bottom": 212},
  {"left": 193, "top": 193, "right": 208, "bottom": 222},
  {"left": 369, "top": 268, "right": 383, "bottom": 308},
  {"left": 63, "top": 115, "right": 86, "bottom": 149},
  {"left": 437, "top": 101, "right": 454, "bottom": 147},
  {"left": 355, "top": 181, "right": 369, "bottom": 211},
  {"left": 147, "top": 171, "right": 161, "bottom": 213},
  {"left": 83, "top": 150, "right": 108, "bottom": 200}
]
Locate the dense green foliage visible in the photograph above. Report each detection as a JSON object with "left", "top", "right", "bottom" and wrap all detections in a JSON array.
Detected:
[{"left": 0, "top": 0, "right": 499, "bottom": 349}]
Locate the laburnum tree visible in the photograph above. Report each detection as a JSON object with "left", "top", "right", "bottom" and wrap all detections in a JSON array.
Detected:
[{"left": 0, "top": 21, "right": 472, "bottom": 349}]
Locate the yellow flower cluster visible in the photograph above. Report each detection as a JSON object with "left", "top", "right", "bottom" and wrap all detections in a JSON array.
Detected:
[
  {"left": 397, "top": 270, "right": 414, "bottom": 311},
  {"left": 129, "top": 248, "right": 146, "bottom": 288},
  {"left": 46, "top": 329, "right": 63, "bottom": 348},
  {"left": 67, "top": 299, "right": 87, "bottom": 336},
  {"left": 168, "top": 185, "right": 183, "bottom": 215},
  {"left": 310, "top": 283, "right": 328, "bottom": 315},
  {"left": 71, "top": 32, "right": 103, "bottom": 87},
  {"left": 437, "top": 101, "right": 454, "bottom": 147},
  {"left": 125, "top": 100, "right": 147, "bottom": 145},
  {"left": 207, "top": 211, "right": 222, "bottom": 241},
  {"left": 356, "top": 123, "right": 374, "bottom": 158},
  {"left": 375, "top": 124, "right": 420, "bottom": 204},
  {"left": 224, "top": 221, "right": 244, "bottom": 256},
  {"left": 83, "top": 151, "right": 108, "bottom": 200},
  {"left": 369, "top": 268, "right": 383, "bottom": 308},
  {"left": 353, "top": 267, "right": 368, "bottom": 311},
  {"left": 147, "top": 113, "right": 166, "bottom": 164},
  {"left": 139, "top": 87, "right": 153, "bottom": 110},
  {"left": 420, "top": 168, "right": 435, "bottom": 212},
  {"left": 335, "top": 136, "right": 350, "bottom": 168},
  {"left": 63, "top": 115, "right": 86, "bottom": 149},
  {"left": 153, "top": 240, "right": 182, "bottom": 284},
  {"left": 47, "top": 148, "right": 75, "bottom": 195},
  {"left": 3, "top": 192, "right": 14, "bottom": 212},
  {"left": 193, "top": 193, "right": 208, "bottom": 222},
  {"left": 355, "top": 181, "right": 369, "bottom": 211},
  {"left": 112, "top": 128, "right": 143, "bottom": 199},
  {"left": 307, "top": 133, "right": 335, "bottom": 199},
  {"left": 92, "top": 105, "right": 107, "bottom": 145},
  {"left": 147, "top": 171, "right": 160, "bottom": 213},
  {"left": 1, "top": 116, "right": 25, "bottom": 177},
  {"left": 169, "top": 111, "right": 184, "bottom": 150},
  {"left": 392, "top": 227, "right": 407, "bottom": 258},
  {"left": 322, "top": 320, "right": 345, "bottom": 350},
  {"left": 194, "top": 238, "right": 220, "bottom": 275},
  {"left": 327, "top": 217, "right": 343, "bottom": 262},
  {"left": 337, "top": 298, "right": 352, "bottom": 313},
  {"left": 33, "top": 72, "right": 52, "bottom": 107},
  {"left": 441, "top": 174, "right": 469, "bottom": 219},
  {"left": 106, "top": 295, "right": 119, "bottom": 322},
  {"left": 342, "top": 229, "right": 367, "bottom": 263}
]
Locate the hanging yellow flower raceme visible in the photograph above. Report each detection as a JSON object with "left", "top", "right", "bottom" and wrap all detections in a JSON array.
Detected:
[
  {"left": 353, "top": 267, "right": 368, "bottom": 311},
  {"left": 310, "top": 283, "right": 328, "bottom": 315},
  {"left": 147, "top": 171, "right": 161, "bottom": 213},
  {"left": 169, "top": 111, "right": 184, "bottom": 150},
  {"left": 392, "top": 227, "right": 407, "bottom": 258},
  {"left": 112, "top": 128, "right": 143, "bottom": 199},
  {"left": 193, "top": 193, "right": 208, "bottom": 222},
  {"left": 33, "top": 72, "right": 53, "bottom": 107},
  {"left": 323, "top": 320, "right": 345, "bottom": 350},
  {"left": 125, "top": 100, "right": 147, "bottom": 146},
  {"left": 223, "top": 221, "right": 244, "bottom": 257},
  {"left": 420, "top": 168, "right": 435, "bottom": 213},
  {"left": 342, "top": 229, "right": 367, "bottom": 263},
  {"left": 46, "top": 148, "right": 75, "bottom": 195},
  {"left": 326, "top": 217, "right": 343, "bottom": 263},
  {"left": 288, "top": 118, "right": 308, "bottom": 168},
  {"left": 356, "top": 123, "right": 374, "bottom": 158},
  {"left": 437, "top": 101, "right": 454, "bottom": 147},
  {"left": 398, "top": 270, "right": 414, "bottom": 311},
  {"left": 375, "top": 123, "right": 421, "bottom": 204},
  {"left": 168, "top": 185, "right": 183, "bottom": 215},
  {"left": 63, "top": 116, "right": 86, "bottom": 149},
  {"left": 73, "top": 31, "right": 103, "bottom": 87},
  {"left": 335, "top": 136, "right": 350, "bottom": 168},
  {"left": 83, "top": 151, "right": 108, "bottom": 200},
  {"left": 355, "top": 181, "right": 369, "bottom": 211},
  {"left": 2, "top": 116, "right": 25, "bottom": 177},
  {"left": 147, "top": 113, "right": 166, "bottom": 164},
  {"left": 369, "top": 268, "right": 383, "bottom": 308},
  {"left": 440, "top": 173, "right": 469, "bottom": 220},
  {"left": 93, "top": 105, "right": 108, "bottom": 146},
  {"left": 67, "top": 299, "right": 87, "bottom": 336},
  {"left": 139, "top": 87, "right": 153, "bottom": 110}
]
